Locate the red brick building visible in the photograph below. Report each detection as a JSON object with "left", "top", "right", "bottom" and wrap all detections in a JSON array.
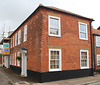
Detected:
[
  {"left": 9, "top": 5, "right": 94, "bottom": 82},
  {"left": 92, "top": 28, "right": 100, "bottom": 73}
]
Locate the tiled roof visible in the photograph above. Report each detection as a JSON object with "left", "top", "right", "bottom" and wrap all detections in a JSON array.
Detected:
[{"left": 44, "top": 5, "right": 94, "bottom": 21}]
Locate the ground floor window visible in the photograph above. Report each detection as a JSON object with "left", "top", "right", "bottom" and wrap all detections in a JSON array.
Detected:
[
  {"left": 49, "top": 49, "right": 61, "bottom": 71},
  {"left": 97, "top": 55, "right": 100, "bottom": 66},
  {"left": 80, "top": 50, "right": 89, "bottom": 69},
  {"left": 17, "top": 52, "right": 20, "bottom": 66},
  {"left": 15, "top": 53, "right": 16, "bottom": 66},
  {"left": 10, "top": 54, "right": 12, "bottom": 65}
]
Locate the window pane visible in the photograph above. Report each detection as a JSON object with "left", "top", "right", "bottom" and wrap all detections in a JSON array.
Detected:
[
  {"left": 80, "top": 24, "right": 86, "bottom": 32},
  {"left": 50, "top": 18, "right": 59, "bottom": 29},
  {"left": 50, "top": 60, "right": 55, "bottom": 65},
  {"left": 81, "top": 51, "right": 87, "bottom": 67},
  {"left": 80, "top": 32, "right": 86, "bottom": 38},
  {"left": 50, "top": 28, "right": 59, "bottom": 35}
]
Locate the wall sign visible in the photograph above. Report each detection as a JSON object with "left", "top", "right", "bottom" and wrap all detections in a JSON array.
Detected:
[{"left": 3, "top": 43, "right": 9, "bottom": 55}]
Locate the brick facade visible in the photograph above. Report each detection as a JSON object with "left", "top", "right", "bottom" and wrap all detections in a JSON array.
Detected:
[
  {"left": 92, "top": 29, "right": 100, "bottom": 72},
  {"left": 9, "top": 5, "right": 94, "bottom": 82}
]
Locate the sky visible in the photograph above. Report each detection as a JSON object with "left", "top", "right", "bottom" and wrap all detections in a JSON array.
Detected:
[{"left": 0, "top": 0, "right": 100, "bottom": 39}]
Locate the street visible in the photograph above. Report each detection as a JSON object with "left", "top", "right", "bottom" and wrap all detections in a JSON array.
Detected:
[
  {"left": 0, "top": 67, "right": 100, "bottom": 85},
  {"left": 88, "top": 82, "right": 100, "bottom": 85},
  {"left": 0, "top": 68, "right": 14, "bottom": 85}
]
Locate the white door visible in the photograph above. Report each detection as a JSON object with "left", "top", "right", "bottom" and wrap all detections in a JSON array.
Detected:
[
  {"left": 21, "top": 53, "right": 27, "bottom": 77},
  {"left": 4, "top": 56, "right": 8, "bottom": 68}
]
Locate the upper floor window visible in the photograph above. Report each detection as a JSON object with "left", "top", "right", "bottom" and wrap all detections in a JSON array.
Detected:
[
  {"left": 24, "top": 25, "right": 27, "bottom": 42},
  {"left": 96, "top": 36, "right": 100, "bottom": 47},
  {"left": 18, "top": 30, "right": 21, "bottom": 45},
  {"left": 80, "top": 50, "right": 89, "bottom": 69},
  {"left": 97, "top": 55, "right": 100, "bottom": 66},
  {"left": 13, "top": 36, "right": 14, "bottom": 47},
  {"left": 79, "top": 22, "right": 88, "bottom": 40},
  {"left": 11, "top": 38, "right": 12, "bottom": 48},
  {"left": 49, "top": 16, "right": 61, "bottom": 37},
  {"left": 15, "top": 33, "right": 17, "bottom": 46}
]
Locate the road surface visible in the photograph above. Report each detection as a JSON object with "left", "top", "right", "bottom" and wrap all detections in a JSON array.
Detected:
[{"left": 0, "top": 68, "right": 14, "bottom": 85}]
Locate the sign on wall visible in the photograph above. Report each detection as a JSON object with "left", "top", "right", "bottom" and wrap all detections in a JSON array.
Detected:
[{"left": 3, "top": 43, "right": 9, "bottom": 55}]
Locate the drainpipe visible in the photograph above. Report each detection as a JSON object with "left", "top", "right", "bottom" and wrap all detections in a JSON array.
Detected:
[
  {"left": 93, "top": 35, "right": 96, "bottom": 72},
  {"left": 90, "top": 21, "right": 94, "bottom": 76}
]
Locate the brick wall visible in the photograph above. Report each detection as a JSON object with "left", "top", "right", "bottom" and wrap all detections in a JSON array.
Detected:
[
  {"left": 41, "top": 8, "right": 92, "bottom": 72},
  {"left": 92, "top": 29, "right": 100, "bottom": 71},
  {"left": 10, "top": 7, "right": 92, "bottom": 73},
  {"left": 10, "top": 8, "right": 42, "bottom": 72}
]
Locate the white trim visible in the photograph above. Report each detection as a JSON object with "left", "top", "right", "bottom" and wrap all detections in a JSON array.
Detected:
[
  {"left": 48, "top": 15, "right": 61, "bottom": 37},
  {"left": 15, "top": 33, "right": 17, "bottom": 46},
  {"left": 80, "top": 50, "right": 89, "bottom": 69},
  {"left": 49, "top": 48, "right": 62, "bottom": 72},
  {"left": 96, "top": 36, "right": 100, "bottom": 47},
  {"left": 13, "top": 36, "right": 14, "bottom": 47},
  {"left": 15, "top": 53, "right": 16, "bottom": 66},
  {"left": 10, "top": 38, "right": 12, "bottom": 48},
  {"left": 24, "top": 25, "right": 27, "bottom": 42},
  {"left": 79, "top": 22, "right": 88, "bottom": 40},
  {"left": 18, "top": 30, "right": 21, "bottom": 45},
  {"left": 17, "top": 52, "right": 20, "bottom": 66},
  {"left": 97, "top": 55, "right": 100, "bottom": 66}
]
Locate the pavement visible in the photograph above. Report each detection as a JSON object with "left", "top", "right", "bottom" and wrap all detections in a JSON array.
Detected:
[{"left": 0, "top": 67, "right": 100, "bottom": 85}]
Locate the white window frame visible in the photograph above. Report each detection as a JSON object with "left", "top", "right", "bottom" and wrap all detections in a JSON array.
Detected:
[
  {"left": 48, "top": 15, "right": 61, "bottom": 37},
  {"left": 13, "top": 36, "right": 14, "bottom": 47},
  {"left": 18, "top": 30, "right": 21, "bottom": 45},
  {"left": 80, "top": 50, "right": 89, "bottom": 69},
  {"left": 13, "top": 53, "right": 14, "bottom": 65},
  {"left": 79, "top": 22, "right": 88, "bottom": 40},
  {"left": 17, "top": 52, "right": 20, "bottom": 66},
  {"left": 15, "top": 53, "right": 16, "bottom": 66},
  {"left": 24, "top": 25, "right": 27, "bottom": 42},
  {"left": 10, "top": 54, "right": 12, "bottom": 65},
  {"left": 11, "top": 38, "right": 12, "bottom": 48},
  {"left": 96, "top": 36, "right": 100, "bottom": 47},
  {"left": 97, "top": 55, "right": 100, "bottom": 66},
  {"left": 15, "top": 33, "right": 17, "bottom": 46},
  {"left": 49, "top": 48, "right": 62, "bottom": 71}
]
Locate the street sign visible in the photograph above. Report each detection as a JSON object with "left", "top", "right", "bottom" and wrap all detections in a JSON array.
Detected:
[{"left": 3, "top": 43, "right": 9, "bottom": 55}]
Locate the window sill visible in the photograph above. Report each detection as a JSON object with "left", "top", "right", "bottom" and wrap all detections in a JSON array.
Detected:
[
  {"left": 96, "top": 46, "right": 100, "bottom": 47},
  {"left": 49, "top": 69, "right": 62, "bottom": 72},
  {"left": 49, "top": 34, "right": 61, "bottom": 37},
  {"left": 79, "top": 38, "right": 88, "bottom": 41},
  {"left": 81, "top": 67, "right": 89, "bottom": 69}
]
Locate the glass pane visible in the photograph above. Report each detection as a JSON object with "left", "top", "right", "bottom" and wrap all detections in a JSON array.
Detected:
[
  {"left": 80, "top": 33, "right": 86, "bottom": 38},
  {"left": 55, "top": 60, "right": 59, "bottom": 65},
  {"left": 80, "top": 24, "right": 86, "bottom": 32},
  {"left": 81, "top": 52, "right": 87, "bottom": 56},
  {"left": 51, "top": 51, "right": 53, "bottom": 55},
  {"left": 50, "top": 28, "right": 59, "bottom": 35},
  {"left": 50, "top": 60, "right": 55, "bottom": 65},
  {"left": 50, "top": 18, "right": 59, "bottom": 29},
  {"left": 50, "top": 65, "right": 53, "bottom": 69},
  {"left": 57, "top": 65, "right": 59, "bottom": 68}
]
